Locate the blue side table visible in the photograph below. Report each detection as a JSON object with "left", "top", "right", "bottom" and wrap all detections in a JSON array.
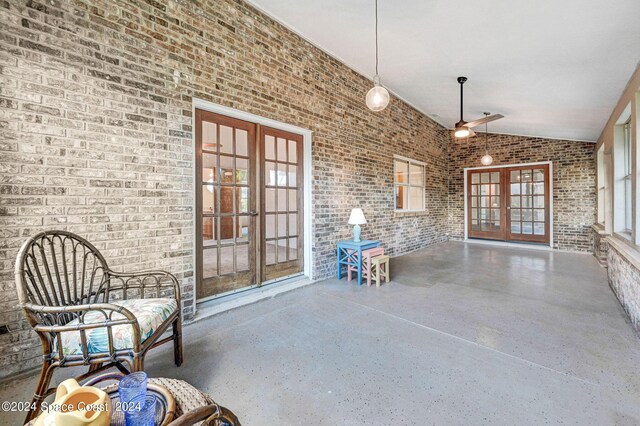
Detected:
[{"left": 336, "top": 240, "right": 380, "bottom": 285}]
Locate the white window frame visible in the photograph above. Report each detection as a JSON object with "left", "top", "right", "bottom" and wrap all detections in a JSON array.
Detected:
[
  {"left": 393, "top": 155, "right": 426, "bottom": 212},
  {"left": 623, "top": 118, "right": 633, "bottom": 233},
  {"left": 613, "top": 103, "right": 633, "bottom": 240},
  {"left": 597, "top": 145, "right": 606, "bottom": 225}
]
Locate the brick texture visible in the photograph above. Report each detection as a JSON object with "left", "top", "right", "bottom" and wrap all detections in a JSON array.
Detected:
[
  {"left": 592, "top": 227, "right": 609, "bottom": 266},
  {"left": 448, "top": 134, "right": 596, "bottom": 251},
  {"left": 607, "top": 241, "right": 640, "bottom": 333},
  {"left": 0, "top": 0, "right": 449, "bottom": 377}
]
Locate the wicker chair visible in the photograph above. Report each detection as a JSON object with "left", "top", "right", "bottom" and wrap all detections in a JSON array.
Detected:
[
  {"left": 154, "top": 377, "right": 240, "bottom": 426},
  {"left": 168, "top": 404, "right": 241, "bottom": 426},
  {"left": 15, "top": 231, "right": 183, "bottom": 423}
]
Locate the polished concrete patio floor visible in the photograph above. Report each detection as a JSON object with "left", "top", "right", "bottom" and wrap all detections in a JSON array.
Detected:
[{"left": 2, "top": 242, "right": 640, "bottom": 425}]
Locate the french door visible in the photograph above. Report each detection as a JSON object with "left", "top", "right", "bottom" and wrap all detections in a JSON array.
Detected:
[
  {"left": 506, "top": 165, "right": 550, "bottom": 243},
  {"left": 195, "top": 110, "right": 257, "bottom": 299},
  {"left": 467, "top": 164, "right": 550, "bottom": 244},
  {"left": 467, "top": 169, "right": 505, "bottom": 240},
  {"left": 195, "top": 110, "right": 304, "bottom": 300},
  {"left": 260, "top": 127, "right": 304, "bottom": 282}
]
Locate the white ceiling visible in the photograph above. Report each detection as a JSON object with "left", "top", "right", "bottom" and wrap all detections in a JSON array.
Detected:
[{"left": 246, "top": 0, "right": 640, "bottom": 142}]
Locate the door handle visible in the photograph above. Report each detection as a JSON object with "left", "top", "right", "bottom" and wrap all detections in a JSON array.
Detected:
[
  {"left": 250, "top": 211, "right": 259, "bottom": 216},
  {"left": 507, "top": 206, "right": 511, "bottom": 210}
]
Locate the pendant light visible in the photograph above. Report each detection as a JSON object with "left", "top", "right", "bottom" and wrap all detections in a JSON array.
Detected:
[
  {"left": 480, "top": 152, "right": 493, "bottom": 166},
  {"left": 366, "top": 0, "right": 390, "bottom": 111},
  {"left": 480, "top": 112, "right": 493, "bottom": 166}
]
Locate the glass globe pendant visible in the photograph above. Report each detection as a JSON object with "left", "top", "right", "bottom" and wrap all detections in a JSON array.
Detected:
[
  {"left": 366, "top": 75, "right": 390, "bottom": 111},
  {"left": 481, "top": 153, "right": 493, "bottom": 166},
  {"left": 366, "top": 0, "right": 389, "bottom": 112},
  {"left": 480, "top": 112, "right": 493, "bottom": 166}
]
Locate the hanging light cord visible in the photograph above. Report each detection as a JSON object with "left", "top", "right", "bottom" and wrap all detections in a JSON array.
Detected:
[
  {"left": 484, "top": 123, "right": 489, "bottom": 154},
  {"left": 484, "top": 115, "right": 489, "bottom": 153},
  {"left": 375, "top": 0, "right": 379, "bottom": 77}
]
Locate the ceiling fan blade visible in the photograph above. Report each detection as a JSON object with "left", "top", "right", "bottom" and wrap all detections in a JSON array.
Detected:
[{"left": 464, "top": 114, "right": 504, "bottom": 129}]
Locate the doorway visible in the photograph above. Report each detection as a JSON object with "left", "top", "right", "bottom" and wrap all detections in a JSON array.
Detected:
[
  {"left": 195, "top": 110, "right": 305, "bottom": 300},
  {"left": 466, "top": 163, "right": 551, "bottom": 245}
]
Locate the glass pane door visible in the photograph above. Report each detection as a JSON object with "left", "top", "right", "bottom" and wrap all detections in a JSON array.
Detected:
[
  {"left": 260, "top": 126, "right": 304, "bottom": 281},
  {"left": 196, "top": 110, "right": 257, "bottom": 299},
  {"left": 467, "top": 169, "right": 505, "bottom": 240},
  {"left": 468, "top": 164, "right": 551, "bottom": 245},
  {"left": 506, "top": 165, "right": 550, "bottom": 243}
]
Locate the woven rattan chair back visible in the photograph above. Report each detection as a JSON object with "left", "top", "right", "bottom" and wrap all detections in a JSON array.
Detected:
[{"left": 15, "top": 231, "right": 110, "bottom": 325}]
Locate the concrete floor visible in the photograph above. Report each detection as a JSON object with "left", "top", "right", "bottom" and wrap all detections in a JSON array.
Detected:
[{"left": 2, "top": 242, "right": 640, "bottom": 425}]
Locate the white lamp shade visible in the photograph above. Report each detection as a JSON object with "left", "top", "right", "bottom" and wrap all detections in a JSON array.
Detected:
[
  {"left": 454, "top": 127, "right": 477, "bottom": 138},
  {"left": 454, "top": 127, "right": 470, "bottom": 138},
  {"left": 348, "top": 208, "right": 367, "bottom": 225}
]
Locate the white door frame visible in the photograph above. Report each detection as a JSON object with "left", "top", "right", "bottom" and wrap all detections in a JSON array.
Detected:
[
  {"left": 192, "top": 99, "right": 313, "bottom": 300},
  {"left": 463, "top": 160, "right": 554, "bottom": 248}
]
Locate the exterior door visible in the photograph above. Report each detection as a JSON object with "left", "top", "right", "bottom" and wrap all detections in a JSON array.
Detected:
[
  {"left": 467, "top": 164, "right": 551, "bottom": 244},
  {"left": 467, "top": 169, "right": 506, "bottom": 240},
  {"left": 506, "top": 164, "right": 550, "bottom": 244},
  {"left": 260, "top": 126, "right": 304, "bottom": 281},
  {"left": 196, "top": 110, "right": 257, "bottom": 299}
]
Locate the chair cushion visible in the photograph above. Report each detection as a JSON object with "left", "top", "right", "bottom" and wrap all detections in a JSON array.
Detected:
[{"left": 54, "top": 298, "right": 177, "bottom": 356}]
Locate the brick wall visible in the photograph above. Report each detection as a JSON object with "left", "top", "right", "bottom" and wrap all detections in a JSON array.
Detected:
[
  {"left": 0, "top": 0, "right": 449, "bottom": 377},
  {"left": 607, "top": 240, "right": 640, "bottom": 333},
  {"left": 592, "top": 227, "right": 609, "bottom": 266},
  {"left": 448, "top": 134, "right": 596, "bottom": 251}
]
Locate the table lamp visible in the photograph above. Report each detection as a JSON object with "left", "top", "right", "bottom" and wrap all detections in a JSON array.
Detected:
[{"left": 348, "top": 208, "right": 367, "bottom": 242}]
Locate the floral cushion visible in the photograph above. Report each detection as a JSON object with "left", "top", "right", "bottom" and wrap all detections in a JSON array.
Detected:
[{"left": 54, "top": 298, "right": 177, "bottom": 356}]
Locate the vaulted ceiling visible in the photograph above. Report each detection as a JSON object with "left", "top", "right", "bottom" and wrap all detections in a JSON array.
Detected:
[{"left": 247, "top": 0, "right": 640, "bottom": 142}]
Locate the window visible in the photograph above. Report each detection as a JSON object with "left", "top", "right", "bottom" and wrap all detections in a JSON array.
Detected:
[
  {"left": 614, "top": 110, "right": 633, "bottom": 238},
  {"left": 394, "top": 156, "right": 425, "bottom": 211},
  {"left": 623, "top": 118, "right": 632, "bottom": 232},
  {"left": 597, "top": 146, "right": 606, "bottom": 224}
]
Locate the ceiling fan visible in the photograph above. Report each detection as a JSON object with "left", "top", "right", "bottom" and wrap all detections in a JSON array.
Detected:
[{"left": 453, "top": 76, "right": 504, "bottom": 138}]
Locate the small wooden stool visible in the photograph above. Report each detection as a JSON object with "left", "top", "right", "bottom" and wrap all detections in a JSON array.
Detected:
[
  {"left": 371, "top": 255, "right": 389, "bottom": 287},
  {"left": 348, "top": 247, "right": 384, "bottom": 285}
]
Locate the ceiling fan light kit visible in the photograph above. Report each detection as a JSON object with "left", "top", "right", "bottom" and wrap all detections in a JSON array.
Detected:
[
  {"left": 454, "top": 128, "right": 469, "bottom": 137},
  {"left": 366, "top": 0, "right": 390, "bottom": 112},
  {"left": 454, "top": 127, "right": 474, "bottom": 138}
]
